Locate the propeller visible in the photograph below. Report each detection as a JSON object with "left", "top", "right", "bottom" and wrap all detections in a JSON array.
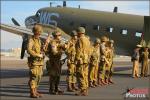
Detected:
[
  {"left": 20, "top": 35, "right": 28, "bottom": 59},
  {"left": 11, "top": 18, "right": 28, "bottom": 59},
  {"left": 11, "top": 18, "right": 20, "bottom": 26}
]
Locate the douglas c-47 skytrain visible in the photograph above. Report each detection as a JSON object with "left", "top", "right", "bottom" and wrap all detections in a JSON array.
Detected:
[{"left": 1, "top": 1, "right": 150, "bottom": 59}]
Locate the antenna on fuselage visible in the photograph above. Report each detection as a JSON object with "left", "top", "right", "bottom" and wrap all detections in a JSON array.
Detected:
[
  {"left": 50, "top": 2, "right": 52, "bottom": 7},
  {"left": 63, "top": 1, "right": 66, "bottom": 7},
  {"left": 78, "top": 5, "right": 80, "bottom": 9},
  {"left": 50, "top": 2, "right": 56, "bottom": 7},
  {"left": 113, "top": 7, "right": 118, "bottom": 13}
]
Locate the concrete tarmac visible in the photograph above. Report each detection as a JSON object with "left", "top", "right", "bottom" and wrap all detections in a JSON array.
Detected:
[{"left": 0, "top": 56, "right": 150, "bottom": 100}]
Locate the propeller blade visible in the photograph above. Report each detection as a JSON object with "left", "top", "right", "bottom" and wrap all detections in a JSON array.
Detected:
[
  {"left": 11, "top": 18, "right": 29, "bottom": 59},
  {"left": 11, "top": 18, "right": 20, "bottom": 26},
  {"left": 20, "top": 40, "right": 26, "bottom": 59},
  {"left": 20, "top": 36, "right": 28, "bottom": 59}
]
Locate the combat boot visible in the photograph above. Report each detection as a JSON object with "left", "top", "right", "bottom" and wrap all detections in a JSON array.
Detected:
[
  {"left": 30, "top": 88, "right": 38, "bottom": 98},
  {"left": 49, "top": 89, "right": 56, "bottom": 95},
  {"left": 99, "top": 79, "right": 107, "bottom": 86},
  {"left": 56, "top": 88, "right": 64, "bottom": 95},
  {"left": 67, "top": 83, "right": 74, "bottom": 92},
  {"left": 75, "top": 91, "right": 82, "bottom": 96},
  {"left": 89, "top": 81, "right": 95, "bottom": 88},
  {"left": 75, "top": 89, "right": 87, "bottom": 96},
  {"left": 108, "top": 78, "right": 114, "bottom": 84},
  {"left": 72, "top": 83, "right": 78, "bottom": 91},
  {"left": 105, "top": 78, "right": 109, "bottom": 85},
  {"left": 93, "top": 81, "right": 98, "bottom": 87},
  {"left": 35, "top": 88, "right": 43, "bottom": 97},
  {"left": 81, "top": 89, "right": 88, "bottom": 96},
  {"left": 49, "top": 91, "right": 56, "bottom": 95}
]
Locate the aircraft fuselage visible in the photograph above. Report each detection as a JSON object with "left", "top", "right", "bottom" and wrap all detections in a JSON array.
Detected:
[{"left": 25, "top": 7, "right": 149, "bottom": 56}]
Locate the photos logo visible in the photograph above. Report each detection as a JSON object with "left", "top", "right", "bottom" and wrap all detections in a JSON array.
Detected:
[{"left": 125, "top": 88, "right": 149, "bottom": 98}]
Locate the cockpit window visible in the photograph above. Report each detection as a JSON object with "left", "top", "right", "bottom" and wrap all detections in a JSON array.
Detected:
[
  {"left": 36, "top": 11, "right": 40, "bottom": 17},
  {"left": 135, "top": 32, "right": 142, "bottom": 37},
  {"left": 93, "top": 25, "right": 100, "bottom": 31},
  {"left": 121, "top": 29, "right": 128, "bottom": 35}
]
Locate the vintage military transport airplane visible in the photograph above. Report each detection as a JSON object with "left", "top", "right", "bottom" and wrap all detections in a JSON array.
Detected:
[{"left": 1, "top": 2, "right": 150, "bottom": 59}]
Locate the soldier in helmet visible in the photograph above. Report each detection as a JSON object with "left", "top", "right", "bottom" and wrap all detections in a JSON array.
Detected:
[
  {"left": 89, "top": 38, "right": 100, "bottom": 88},
  {"left": 45, "top": 31, "right": 65, "bottom": 95},
  {"left": 104, "top": 41, "right": 114, "bottom": 84},
  {"left": 141, "top": 46, "right": 149, "bottom": 77},
  {"left": 65, "top": 30, "right": 78, "bottom": 92},
  {"left": 131, "top": 44, "right": 142, "bottom": 78},
  {"left": 27, "top": 24, "right": 44, "bottom": 98},
  {"left": 98, "top": 36, "right": 109, "bottom": 86},
  {"left": 108, "top": 40, "right": 115, "bottom": 84},
  {"left": 75, "top": 27, "right": 91, "bottom": 96}
]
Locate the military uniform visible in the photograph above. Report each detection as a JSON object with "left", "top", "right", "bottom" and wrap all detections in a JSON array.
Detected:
[
  {"left": 107, "top": 40, "right": 115, "bottom": 84},
  {"left": 46, "top": 31, "right": 64, "bottom": 95},
  {"left": 27, "top": 25, "right": 44, "bottom": 98},
  {"left": 89, "top": 39, "right": 100, "bottom": 87},
  {"left": 99, "top": 36, "right": 109, "bottom": 85},
  {"left": 132, "top": 45, "right": 142, "bottom": 78},
  {"left": 66, "top": 30, "right": 78, "bottom": 92},
  {"left": 75, "top": 27, "right": 91, "bottom": 96},
  {"left": 104, "top": 46, "right": 112, "bottom": 84},
  {"left": 141, "top": 47, "right": 149, "bottom": 77}
]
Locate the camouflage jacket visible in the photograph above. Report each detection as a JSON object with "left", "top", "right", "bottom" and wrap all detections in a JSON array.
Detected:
[
  {"left": 75, "top": 35, "right": 91, "bottom": 64},
  {"left": 66, "top": 38, "right": 77, "bottom": 64},
  {"left": 46, "top": 39, "right": 65, "bottom": 61},
  {"left": 27, "top": 36, "right": 44, "bottom": 66},
  {"left": 90, "top": 45, "right": 100, "bottom": 65}
]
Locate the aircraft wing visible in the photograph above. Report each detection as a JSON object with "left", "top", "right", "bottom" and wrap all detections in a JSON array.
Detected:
[
  {"left": 0, "top": 23, "right": 71, "bottom": 59},
  {"left": 0, "top": 23, "right": 33, "bottom": 36},
  {"left": 0, "top": 23, "right": 71, "bottom": 41},
  {"left": 0, "top": 23, "right": 48, "bottom": 39}
]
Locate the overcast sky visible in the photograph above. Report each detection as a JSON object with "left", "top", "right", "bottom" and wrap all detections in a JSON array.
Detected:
[{"left": 1, "top": 1, "right": 149, "bottom": 49}]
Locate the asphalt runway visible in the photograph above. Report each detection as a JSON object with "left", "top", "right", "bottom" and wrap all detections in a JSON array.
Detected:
[{"left": 0, "top": 56, "right": 150, "bottom": 100}]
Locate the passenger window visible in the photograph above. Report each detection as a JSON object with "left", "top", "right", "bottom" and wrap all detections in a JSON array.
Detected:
[
  {"left": 109, "top": 27, "right": 113, "bottom": 32},
  {"left": 80, "top": 24, "right": 86, "bottom": 28},
  {"left": 135, "top": 32, "right": 142, "bottom": 37},
  {"left": 121, "top": 29, "right": 128, "bottom": 35},
  {"left": 93, "top": 25, "right": 100, "bottom": 31}
]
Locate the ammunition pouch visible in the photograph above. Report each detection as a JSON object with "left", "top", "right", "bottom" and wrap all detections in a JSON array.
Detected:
[
  {"left": 27, "top": 56, "right": 43, "bottom": 67},
  {"left": 30, "top": 56, "right": 43, "bottom": 61}
]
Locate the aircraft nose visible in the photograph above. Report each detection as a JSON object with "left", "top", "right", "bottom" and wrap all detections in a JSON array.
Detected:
[{"left": 25, "top": 16, "right": 37, "bottom": 28}]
